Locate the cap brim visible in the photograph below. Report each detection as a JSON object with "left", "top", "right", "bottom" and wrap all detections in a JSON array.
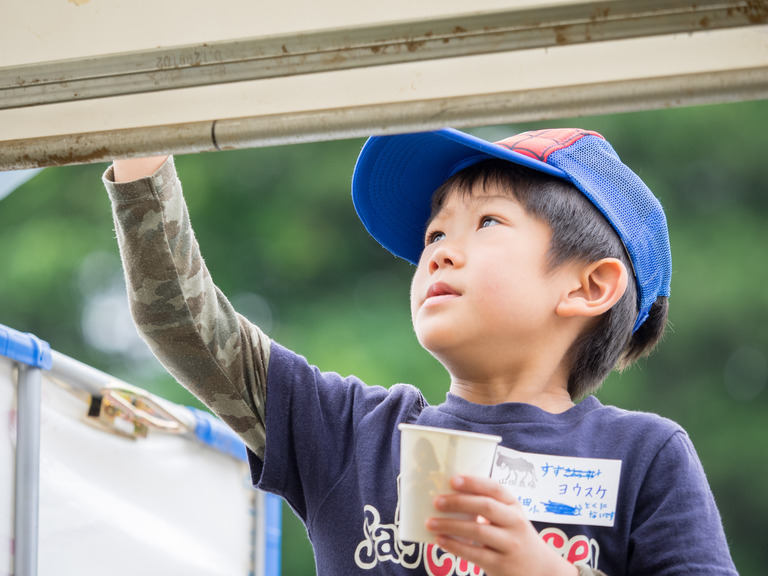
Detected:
[{"left": 352, "top": 128, "right": 567, "bottom": 265}]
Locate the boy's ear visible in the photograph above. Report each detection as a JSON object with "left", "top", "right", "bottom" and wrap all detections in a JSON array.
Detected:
[{"left": 556, "top": 258, "right": 629, "bottom": 320}]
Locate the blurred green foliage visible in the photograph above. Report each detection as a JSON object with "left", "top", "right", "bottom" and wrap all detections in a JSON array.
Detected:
[{"left": 1, "top": 100, "right": 767, "bottom": 574}]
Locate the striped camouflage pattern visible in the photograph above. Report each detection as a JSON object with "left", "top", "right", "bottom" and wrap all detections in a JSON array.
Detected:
[{"left": 103, "top": 157, "right": 268, "bottom": 459}]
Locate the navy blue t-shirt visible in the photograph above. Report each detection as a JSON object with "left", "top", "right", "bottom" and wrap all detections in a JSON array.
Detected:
[{"left": 249, "top": 343, "right": 737, "bottom": 575}]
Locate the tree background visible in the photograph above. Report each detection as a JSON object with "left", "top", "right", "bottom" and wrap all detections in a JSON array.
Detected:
[{"left": 1, "top": 100, "right": 766, "bottom": 574}]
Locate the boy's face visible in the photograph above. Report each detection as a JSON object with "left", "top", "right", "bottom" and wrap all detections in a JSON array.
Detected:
[{"left": 410, "top": 182, "right": 576, "bottom": 377}]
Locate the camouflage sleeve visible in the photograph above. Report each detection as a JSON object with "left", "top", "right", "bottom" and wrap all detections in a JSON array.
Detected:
[{"left": 102, "top": 156, "right": 269, "bottom": 458}]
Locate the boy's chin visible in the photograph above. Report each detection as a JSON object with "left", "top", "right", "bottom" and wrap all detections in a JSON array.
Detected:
[
  {"left": 414, "top": 330, "right": 455, "bottom": 356},
  {"left": 417, "top": 336, "right": 473, "bottom": 370}
]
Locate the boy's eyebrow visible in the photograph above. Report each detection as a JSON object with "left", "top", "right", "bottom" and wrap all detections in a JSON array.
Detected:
[
  {"left": 437, "top": 191, "right": 518, "bottom": 211},
  {"left": 449, "top": 193, "right": 521, "bottom": 212},
  {"left": 472, "top": 194, "right": 518, "bottom": 204}
]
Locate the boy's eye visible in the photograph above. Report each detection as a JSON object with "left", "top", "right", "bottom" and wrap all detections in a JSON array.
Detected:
[
  {"left": 426, "top": 230, "right": 445, "bottom": 245},
  {"left": 480, "top": 216, "right": 500, "bottom": 228}
]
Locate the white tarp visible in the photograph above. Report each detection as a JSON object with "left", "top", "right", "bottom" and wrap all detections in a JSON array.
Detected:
[{"left": 1, "top": 352, "right": 261, "bottom": 576}]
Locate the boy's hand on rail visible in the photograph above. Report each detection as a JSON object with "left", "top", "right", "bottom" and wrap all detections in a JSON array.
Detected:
[
  {"left": 113, "top": 156, "right": 169, "bottom": 183},
  {"left": 428, "top": 475, "right": 579, "bottom": 576}
]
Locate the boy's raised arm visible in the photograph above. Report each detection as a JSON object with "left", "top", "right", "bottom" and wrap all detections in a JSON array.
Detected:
[{"left": 103, "top": 156, "right": 270, "bottom": 459}]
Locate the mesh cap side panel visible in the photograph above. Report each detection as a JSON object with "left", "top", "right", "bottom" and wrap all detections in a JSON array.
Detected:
[{"left": 548, "top": 137, "right": 671, "bottom": 328}]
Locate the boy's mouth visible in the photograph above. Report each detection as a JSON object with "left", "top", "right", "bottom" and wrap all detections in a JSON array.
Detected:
[{"left": 425, "top": 282, "right": 461, "bottom": 302}]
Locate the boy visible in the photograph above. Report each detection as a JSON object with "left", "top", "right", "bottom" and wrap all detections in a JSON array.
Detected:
[{"left": 103, "top": 127, "right": 736, "bottom": 575}]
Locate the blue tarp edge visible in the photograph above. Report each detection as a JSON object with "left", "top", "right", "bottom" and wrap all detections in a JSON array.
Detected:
[
  {"left": 0, "top": 323, "right": 53, "bottom": 369},
  {"left": 187, "top": 405, "right": 249, "bottom": 463}
]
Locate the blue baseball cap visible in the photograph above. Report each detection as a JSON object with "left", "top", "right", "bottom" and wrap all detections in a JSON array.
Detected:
[{"left": 351, "top": 128, "right": 671, "bottom": 332}]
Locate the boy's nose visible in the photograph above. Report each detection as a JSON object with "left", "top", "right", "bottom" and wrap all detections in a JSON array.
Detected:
[{"left": 428, "top": 244, "right": 464, "bottom": 274}]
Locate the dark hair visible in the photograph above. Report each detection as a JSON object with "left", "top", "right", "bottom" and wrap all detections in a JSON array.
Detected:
[{"left": 429, "top": 159, "right": 668, "bottom": 399}]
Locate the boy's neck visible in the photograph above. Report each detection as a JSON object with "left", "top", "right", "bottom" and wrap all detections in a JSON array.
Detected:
[{"left": 448, "top": 375, "right": 575, "bottom": 414}]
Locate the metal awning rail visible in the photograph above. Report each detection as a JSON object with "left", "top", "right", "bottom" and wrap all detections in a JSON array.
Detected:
[{"left": 2, "top": 0, "right": 765, "bottom": 110}]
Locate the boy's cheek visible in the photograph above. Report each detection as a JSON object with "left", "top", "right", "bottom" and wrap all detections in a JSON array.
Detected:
[
  {"left": 409, "top": 294, "right": 421, "bottom": 329},
  {"left": 409, "top": 271, "right": 427, "bottom": 318}
]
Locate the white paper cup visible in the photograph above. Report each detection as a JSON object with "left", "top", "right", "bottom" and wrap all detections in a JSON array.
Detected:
[{"left": 397, "top": 424, "right": 502, "bottom": 543}]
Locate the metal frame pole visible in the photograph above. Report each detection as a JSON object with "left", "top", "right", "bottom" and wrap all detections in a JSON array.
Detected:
[{"left": 14, "top": 363, "right": 42, "bottom": 576}]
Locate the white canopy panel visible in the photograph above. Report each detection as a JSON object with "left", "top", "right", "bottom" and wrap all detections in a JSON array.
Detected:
[{"left": 1, "top": 0, "right": 767, "bottom": 168}]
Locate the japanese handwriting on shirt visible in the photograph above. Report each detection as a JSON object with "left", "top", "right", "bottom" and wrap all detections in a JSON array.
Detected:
[{"left": 491, "top": 446, "right": 622, "bottom": 527}]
